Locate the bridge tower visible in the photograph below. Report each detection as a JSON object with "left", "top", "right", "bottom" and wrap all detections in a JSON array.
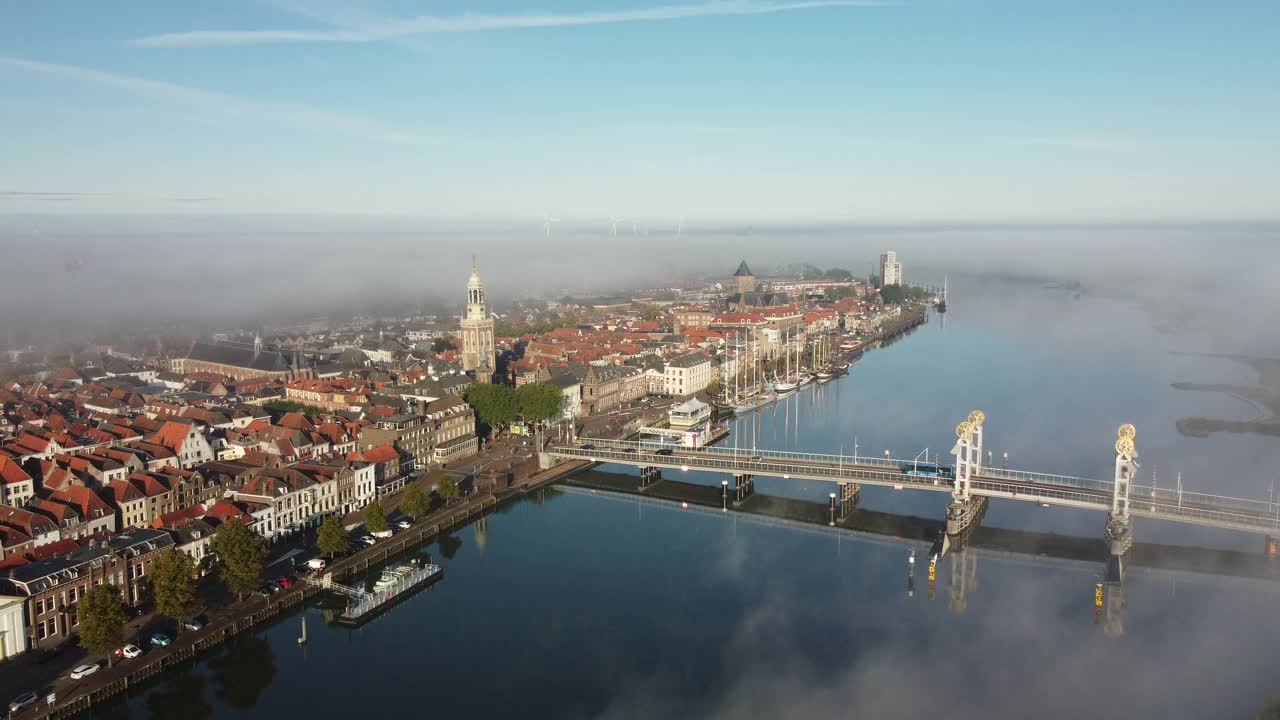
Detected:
[
  {"left": 1105, "top": 423, "right": 1138, "bottom": 583},
  {"left": 946, "top": 410, "right": 989, "bottom": 540}
]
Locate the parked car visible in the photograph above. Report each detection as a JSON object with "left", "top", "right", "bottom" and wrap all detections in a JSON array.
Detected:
[
  {"left": 9, "top": 692, "right": 39, "bottom": 713},
  {"left": 655, "top": 448, "right": 674, "bottom": 456},
  {"left": 358, "top": 535, "right": 376, "bottom": 546},
  {"left": 115, "top": 644, "right": 143, "bottom": 659},
  {"left": 371, "top": 529, "right": 394, "bottom": 539},
  {"left": 304, "top": 558, "right": 326, "bottom": 573},
  {"left": 258, "top": 583, "right": 280, "bottom": 596},
  {"left": 149, "top": 632, "right": 171, "bottom": 647},
  {"left": 623, "top": 448, "right": 637, "bottom": 454},
  {"left": 181, "top": 618, "right": 203, "bottom": 632},
  {"left": 580, "top": 443, "right": 594, "bottom": 450},
  {"left": 396, "top": 520, "right": 412, "bottom": 530},
  {"left": 69, "top": 662, "right": 100, "bottom": 679},
  {"left": 276, "top": 577, "right": 293, "bottom": 589},
  {"left": 749, "top": 455, "right": 763, "bottom": 462}
]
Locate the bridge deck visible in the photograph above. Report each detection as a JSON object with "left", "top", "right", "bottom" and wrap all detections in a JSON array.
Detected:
[{"left": 549, "top": 439, "right": 1280, "bottom": 536}]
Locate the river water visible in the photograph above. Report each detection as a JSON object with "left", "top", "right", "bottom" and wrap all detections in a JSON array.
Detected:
[{"left": 88, "top": 276, "right": 1280, "bottom": 719}]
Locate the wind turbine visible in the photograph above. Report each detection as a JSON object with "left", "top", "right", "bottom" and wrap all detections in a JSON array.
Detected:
[
  {"left": 677, "top": 215, "right": 685, "bottom": 239},
  {"left": 631, "top": 219, "right": 639, "bottom": 236},
  {"left": 609, "top": 216, "right": 621, "bottom": 236},
  {"left": 543, "top": 214, "right": 560, "bottom": 237}
]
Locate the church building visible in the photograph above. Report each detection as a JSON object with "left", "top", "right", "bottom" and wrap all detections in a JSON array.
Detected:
[
  {"left": 460, "top": 260, "right": 496, "bottom": 383},
  {"left": 724, "top": 260, "right": 789, "bottom": 312}
]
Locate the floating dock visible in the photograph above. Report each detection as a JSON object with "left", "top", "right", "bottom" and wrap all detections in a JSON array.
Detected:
[{"left": 333, "top": 563, "right": 444, "bottom": 627}]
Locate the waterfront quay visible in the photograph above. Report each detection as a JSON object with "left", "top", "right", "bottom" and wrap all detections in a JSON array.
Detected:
[{"left": 5, "top": 495, "right": 496, "bottom": 720}]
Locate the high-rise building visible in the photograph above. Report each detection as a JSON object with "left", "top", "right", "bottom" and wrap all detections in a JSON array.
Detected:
[
  {"left": 879, "top": 251, "right": 903, "bottom": 287},
  {"left": 460, "top": 259, "right": 496, "bottom": 383}
]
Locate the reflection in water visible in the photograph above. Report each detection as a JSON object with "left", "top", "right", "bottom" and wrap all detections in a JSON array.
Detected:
[
  {"left": 146, "top": 666, "right": 210, "bottom": 720},
  {"left": 437, "top": 531, "right": 463, "bottom": 560},
  {"left": 208, "top": 634, "right": 277, "bottom": 710}
]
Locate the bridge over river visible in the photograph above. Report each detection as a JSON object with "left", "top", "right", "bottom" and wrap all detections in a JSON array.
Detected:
[{"left": 545, "top": 412, "right": 1280, "bottom": 580}]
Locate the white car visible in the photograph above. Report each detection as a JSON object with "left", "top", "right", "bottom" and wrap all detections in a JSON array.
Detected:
[
  {"left": 358, "top": 535, "right": 376, "bottom": 546},
  {"left": 116, "top": 644, "right": 143, "bottom": 659},
  {"left": 396, "top": 520, "right": 412, "bottom": 530},
  {"left": 69, "top": 662, "right": 100, "bottom": 679}
]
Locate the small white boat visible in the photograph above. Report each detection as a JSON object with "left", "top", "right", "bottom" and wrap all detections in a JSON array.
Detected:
[
  {"left": 774, "top": 382, "right": 797, "bottom": 393},
  {"left": 798, "top": 375, "right": 813, "bottom": 387}
]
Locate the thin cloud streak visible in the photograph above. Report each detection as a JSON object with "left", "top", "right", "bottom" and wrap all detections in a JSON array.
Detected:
[
  {"left": 0, "top": 56, "right": 439, "bottom": 146},
  {"left": 131, "top": 0, "right": 894, "bottom": 48}
]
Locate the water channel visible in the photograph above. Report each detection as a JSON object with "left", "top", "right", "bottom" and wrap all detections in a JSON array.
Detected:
[{"left": 88, "top": 275, "right": 1280, "bottom": 719}]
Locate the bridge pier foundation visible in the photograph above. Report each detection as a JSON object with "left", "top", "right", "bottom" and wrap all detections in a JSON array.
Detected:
[
  {"left": 945, "top": 496, "right": 988, "bottom": 545},
  {"left": 838, "top": 482, "right": 860, "bottom": 519},
  {"left": 733, "top": 474, "right": 755, "bottom": 504},
  {"left": 638, "top": 465, "right": 662, "bottom": 488},
  {"left": 1104, "top": 513, "right": 1133, "bottom": 583}
]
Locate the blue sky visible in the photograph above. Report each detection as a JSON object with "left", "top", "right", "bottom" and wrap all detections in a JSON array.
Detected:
[{"left": 2, "top": 0, "right": 1278, "bottom": 222}]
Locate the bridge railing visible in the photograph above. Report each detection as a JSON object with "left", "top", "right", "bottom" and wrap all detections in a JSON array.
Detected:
[
  {"left": 566, "top": 438, "right": 914, "bottom": 470},
  {"left": 969, "top": 480, "right": 1108, "bottom": 508},
  {"left": 977, "top": 467, "right": 1115, "bottom": 494},
  {"left": 553, "top": 445, "right": 952, "bottom": 491}
]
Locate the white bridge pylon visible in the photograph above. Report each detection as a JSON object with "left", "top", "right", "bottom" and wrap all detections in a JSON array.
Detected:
[{"left": 950, "top": 409, "right": 985, "bottom": 503}]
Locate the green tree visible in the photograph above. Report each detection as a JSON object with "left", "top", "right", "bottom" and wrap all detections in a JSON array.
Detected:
[
  {"left": 880, "top": 284, "right": 906, "bottom": 304},
  {"left": 402, "top": 483, "right": 430, "bottom": 520},
  {"left": 262, "top": 399, "right": 326, "bottom": 416},
  {"left": 437, "top": 476, "right": 461, "bottom": 506},
  {"left": 705, "top": 380, "right": 723, "bottom": 398},
  {"left": 363, "top": 501, "right": 388, "bottom": 534},
  {"left": 825, "top": 267, "right": 853, "bottom": 280},
  {"left": 431, "top": 336, "right": 455, "bottom": 353},
  {"left": 78, "top": 585, "right": 128, "bottom": 666},
  {"left": 209, "top": 519, "right": 267, "bottom": 601},
  {"left": 151, "top": 549, "right": 200, "bottom": 630},
  {"left": 464, "top": 382, "right": 518, "bottom": 431},
  {"left": 317, "top": 516, "right": 349, "bottom": 558},
  {"left": 516, "top": 382, "right": 563, "bottom": 425}
]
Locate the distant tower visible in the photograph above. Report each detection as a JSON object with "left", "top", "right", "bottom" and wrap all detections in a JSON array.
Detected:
[
  {"left": 253, "top": 331, "right": 263, "bottom": 357},
  {"left": 734, "top": 260, "right": 757, "bottom": 294},
  {"left": 461, "top": 257, "right": 496, "bottom": 383},
  {"left": 879, "top": 251, "right": 903, "bottom": 287}
]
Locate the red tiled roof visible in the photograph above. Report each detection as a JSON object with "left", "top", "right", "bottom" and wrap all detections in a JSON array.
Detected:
[
  {"left": 151, "top": 421, "right": 191, "bottom": 453},
  {"left": 0, "top": 455, "right": 31, "bottom": 485},
  {"left": 361, "top": 445, "right": 400, "bottom": 464}
]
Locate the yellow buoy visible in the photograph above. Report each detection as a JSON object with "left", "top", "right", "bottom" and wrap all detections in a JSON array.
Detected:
[{"left": 1094, "top": 583, "right": 1104, "bottom": 608}]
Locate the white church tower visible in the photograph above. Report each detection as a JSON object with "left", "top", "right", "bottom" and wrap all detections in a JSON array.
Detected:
[{"left": 460, "top": 257, "right": 496, "bottom": 383}]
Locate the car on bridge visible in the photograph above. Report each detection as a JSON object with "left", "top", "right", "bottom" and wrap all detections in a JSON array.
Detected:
[{"left": 655, "top": 448, "right": 674, "bottom": 456}]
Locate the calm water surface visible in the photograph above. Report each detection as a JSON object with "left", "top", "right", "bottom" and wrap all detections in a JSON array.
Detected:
[{"left": 91, "top": 278, "right": 1280, "bottom": 719}]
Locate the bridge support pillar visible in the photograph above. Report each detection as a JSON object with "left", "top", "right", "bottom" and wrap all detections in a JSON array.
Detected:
[
  {"left": 945, "top": 496, "right": 988, "bottom": 543},
  {"left": 838, "top": 482, "right": 860, "bottom": 519},
  {"left": 638, "top": 465, "right": 662, "bottom": 488},
  {"left": 1106, "top": 424, "right": 1138, "bottom": 583},
  {"left": 947, "top": 411, "right": 987, "bottom": 545},
  {"left": 733, "top": 474, "right": 755, "bottom": 503}
]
